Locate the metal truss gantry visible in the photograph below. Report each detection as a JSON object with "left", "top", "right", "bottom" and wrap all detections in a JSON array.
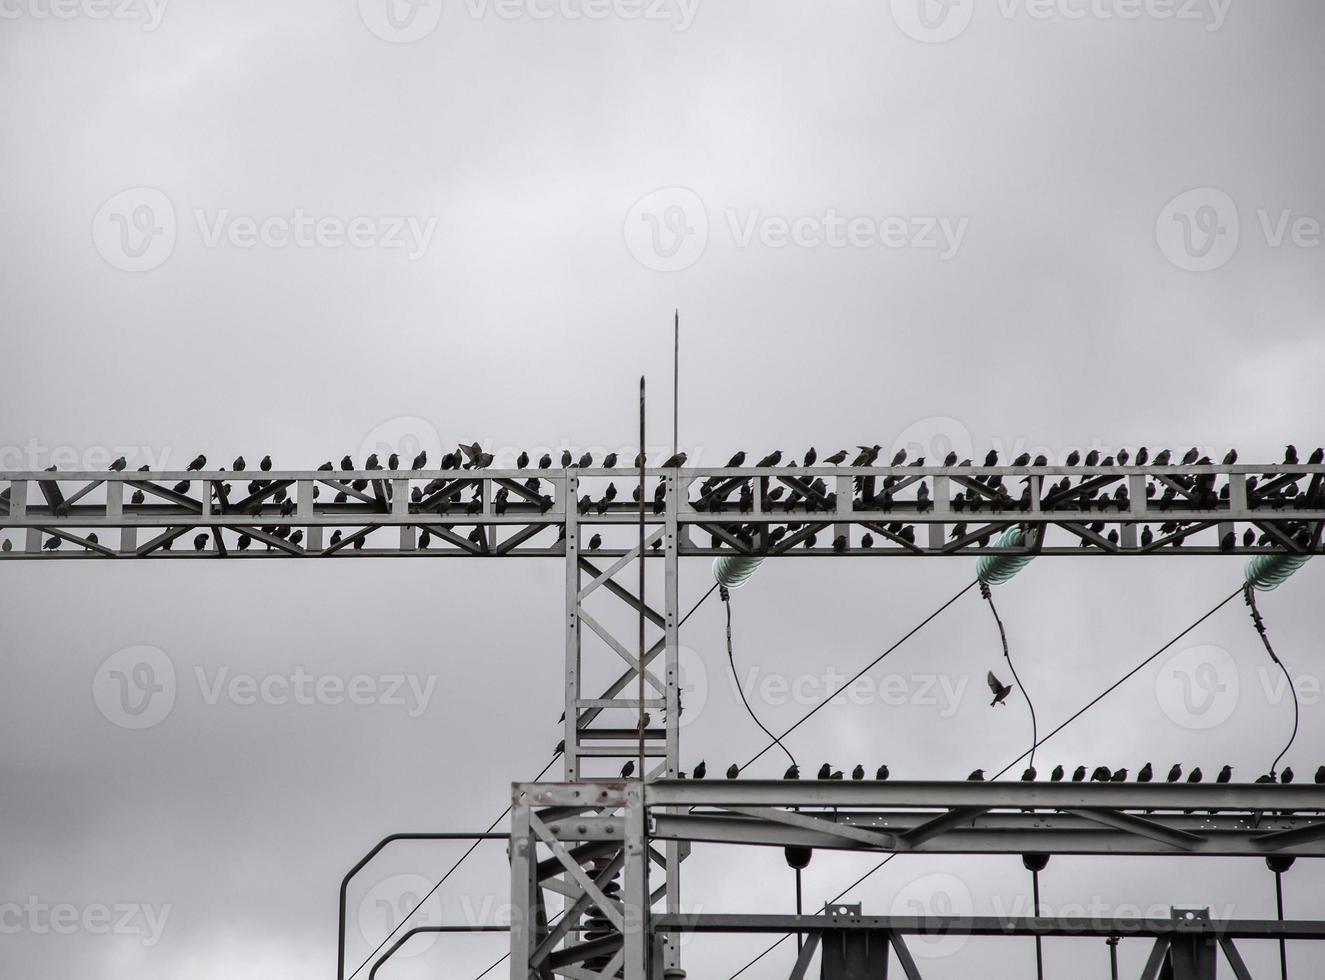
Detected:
[
  {"left": 5, "top": 461, "right": 1323, "bottom": 979},
  {"left": 510, "top": 780, "right": 1325, "bottom": 980}
]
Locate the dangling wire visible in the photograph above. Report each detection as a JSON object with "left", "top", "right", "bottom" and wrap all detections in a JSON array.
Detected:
[
  {"left": 981, "top": 581, "right": 1038, "bottom": 771},
  {"left": 1245, "top": 583, "right": 1299, "bottom": 777},
  {"left": 721, "top": 585, "right": 797, "bottom": 769}
]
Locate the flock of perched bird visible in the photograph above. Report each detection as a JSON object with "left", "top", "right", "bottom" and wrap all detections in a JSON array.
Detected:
[
  {"left": 651, "top": 760, "right": 1323, "bottom": 785},
  {"left": 10, "top": 443, "right": 1322, "bottom": 554}
]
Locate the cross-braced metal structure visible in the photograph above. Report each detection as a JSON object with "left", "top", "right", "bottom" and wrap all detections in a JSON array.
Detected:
[{"left": 510, "top": 780, "right": 1325, "bottom": 980}]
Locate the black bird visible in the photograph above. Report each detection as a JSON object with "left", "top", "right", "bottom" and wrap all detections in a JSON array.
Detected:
[
  {"left": 109, "top": 456, "right": 127, "bottom": 471},
  {"left": 875, "top": 764, "right": 890, "bottom": 781},
  {"left": 784, "top": 764, "right": 800, "bottom": 780},
  {"left": 172, "top": 480, "right": 190, "bottom": 494},
  {"left": 1166, "top": 764, "right": 1182, "bottom": 782},
  {"left": 43, "top": 536, "right": 61, "bottom": 551},
  {"left": 1072, "top": 766, "right": 1087, "bottom": 782},
  {"left": 824, "top": 450, "right": 848, "bottom": 465},
  {"left": 693, "top": 761, "right": 706, "bottom": 779},
  {"left": 803, "top": 448, "right": 817, "bottom": 467},
  {"left": 660, "top": 451, "right": 688, "bottom": 468},
  {"left": 1216, "top": 765, "right": 1232, "bottom": 783},
  {"left": 726, "top": 764, "right": 739, "bottom": 779},
  {"left": 726, "top": 451, "right": 747, "bottom": 467},
  {"left": 1092, "top": 766, "right": 1111, "bottom": 782},
  {"left": 130, "top": 490, "right": 145, "bottom": 505},
  {"left": 330, "top": 530, "right": 343, "bottom": 546},
  {"left": 861, "top": 533, "right": 874, "bottom": 549},
  {"left": 603, "top": 452, "right": 618, "bottom": 468},
  {"left": 1281, "top": 767, "right": 1295, "bottom": 784},
  {"left": 366, "top": 454, "right": 381, "bottom": 470},
  {"left": 987, "top": 671, "right": 1013, "bottom": 706},
  {"left": 756, "top": 451, "right": 782, "bottom": 468},
  {"left": 832, "top": 535, "right": 847, "bottom": 553},
  {"left": 260, "top": 455, "right": 272, "bottom": 471},
  {"left": 318, "top": 461, "right": 334, "bottom": 471},
  {"left": 419, "top": 529, "right": 431, "bottom": 550},
  {"left": 852, "top": 445, "right": 881, "bottom": 467},
  {"left": 340, "top": 455, "right": 354, "bottom": 471},
  {"left": 1137, "top": 763, "right": 1153, "bottom": 782},
  {"left": 233, "top": 456, "right": 246, "bottom": 471},
  {"left": 1187, "top": 767, "right": 1203, "bottom": 784},
  {"left": 817, "top": 763, "right": 832, "bottom": 780},
  {"left": 967, "top": 769, "right": 985, "bottom": 781},
  {"left": 1315, "top": 765, "right": 1325, "bottom": 784},
  {"left": 411, "top": 451, "right": 427, "bottom": 470},
  {"left": 560, "top": 450, "right": 573, "bottom": 467},
  {"left": 517, "top": 451, "right": 529, "bottom": 469},
  {"left": 1110, "top": 768, "right": 1128, "bottom": 782},
  {"left": 621, "top": 761, "right": 635, "bottom": 778},
  {"left": 587, "top": 534, "right": 602, "bottom": 550},
  {"left": 1285, "top": 444, "right": 1299, "bottom": 465},
  {"left": 578, "top": 452, "right": 593, "bottom": 468},
  {"left": 851, "top": 764, "right": 865, "bottom": 781},
  {"left": 1050, "top": 765, "right": 1064, "bottom": 782},
  {"left": 193, "top": 534, "right": 207, "bottom": 551},
  {"left": 538, "top": 453, "right": 552, "bottom": 469},
  {"left": 1021, "top": 767, "right": 1036, "bottom": 781},
  {"left": 238, "top": 534, "right": 251, "bottom": 551},
  {"left": 188, "top": 454, "right": 206, "bottom": 471}
]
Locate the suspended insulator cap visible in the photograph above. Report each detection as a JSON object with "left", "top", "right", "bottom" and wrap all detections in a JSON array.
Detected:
[
  {"left": 784, "top": 845, "right": 813, "bottom": 870},
  {"left": 714, "top": 555, "right": 765, "bottom": 590},
  {"left": 976, "top": 526, "right": 1035, "bottom": 585},
  {"left": 1245, "top": 553, "right": 1311, "bottom": 592}
]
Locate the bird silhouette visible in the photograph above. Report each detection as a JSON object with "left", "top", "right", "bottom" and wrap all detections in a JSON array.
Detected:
[
  {"left": 784, "top": 764, "right": 800, "bottom": 780},
  {"left": 188, "top": 455, "right": 207, "bottom": 471},
  {"left": 1281, "top": 767, "right": 1295, "bottom": 784},
  {"left": 817, "top": 763, "right": 832, "bottom": 780},
  {"left": 851, "top": 764, "right": 865, "bottom": 781},
  {"left": 1021, "top": 767, "right": 1036, "bottom": 781},
  {"left": 109, "top": 456, "right": 127, "bottom": 471},
  {"left": 1072, "top": 766, "right": 1087, "bottom": 782},
  {"left": 660, "top": 451, "right": 688, "bottom": 468},
  {"left": 967, "top": 769, "right": 985, "bottom": 781},
  {"left": 587, "top": 534, "right": 602, "bottom": 550},
  {"left": 1166, "top": 764, "right": 1182, "bottom": 782},
  {"left": 1315, "top": 765, "right": 1325, "bottom": 784},
  {"left": 824, "top": 450, "right": 848, "bottom": 465},
  {"left": 260, "top": 455, "right": 272, "bottom": 471},
  {"left": 1138, "top": 763, "right": 1153, "bottom": 782},
  {"left": 693, "top": 761, "right": 706, "bottom": 779},
  {"left": 1110, "top": 768, "right": 1128, "bottom": 782},
  {"left": 1216, "top": 765, "right": 1232, "bottom": 783},
  {"left": 621, "top": 761, "right": 635, "bottom": 778},
  {"left": 875, "top": 764, "right": 890, "bottom": 781},
  {"left": 726, "top": 764, "right": 739, "bottom": 779},
  {"left": 987, "top": 671, "right": 1013, "bottom": 706},
  {"left": 1187, "top": 767, "right": 1203, "bottom": 784}
]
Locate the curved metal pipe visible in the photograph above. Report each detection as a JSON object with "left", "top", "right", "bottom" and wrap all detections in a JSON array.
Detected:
[
  {"left": 338, "top": 832, "right": 509, "bottom": 980},
  {"left": 367, "top": 925, "right": 511, "bottom": 980}
]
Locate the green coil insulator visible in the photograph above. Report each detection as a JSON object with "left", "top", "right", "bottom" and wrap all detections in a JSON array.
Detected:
[
  {"left": 1245, "top": 553, "right": 1311, "bottom": 592},
  {"left": 976, "top": 527, "right": 1034, "bottom": 585},
  {"left": 713, "top": 555, "right": 765, "bottom": 590}
]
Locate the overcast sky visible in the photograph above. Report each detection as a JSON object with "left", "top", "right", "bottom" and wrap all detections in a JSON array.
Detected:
[{"left": 2, "top": 1, "right": 1324, "bottom": 978}]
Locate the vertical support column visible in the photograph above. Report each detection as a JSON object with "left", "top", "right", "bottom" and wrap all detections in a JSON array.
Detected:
[
  {"left": 299, "top": 480, "right": 321, "bottom": 551},
  {"left": 563, "top": 475, "right": 580, "bottom": 782},
  {"left": 394, "top": 478, "right": 413, "bottom": 550},
  {"left": 622, "top": 782, "right": 649, "bottom": 980},
  {"left": 662, "top": 471, "right": 682, "bottom": 973},
  {"left": 509, "top": 795, "right": 537, "bottom": 980}
]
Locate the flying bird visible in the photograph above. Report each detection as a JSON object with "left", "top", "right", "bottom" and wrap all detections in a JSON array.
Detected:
[{"left": 987, "top": 671, "right": 1013, "bottom": 706}]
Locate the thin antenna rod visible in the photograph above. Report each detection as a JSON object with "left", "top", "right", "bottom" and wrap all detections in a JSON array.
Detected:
[
  {"left": 672, "top": 310, "right": 679, "bottom": 458},
  {"left": 638, "top": 376, "right": 647, "bottom": 778}
]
